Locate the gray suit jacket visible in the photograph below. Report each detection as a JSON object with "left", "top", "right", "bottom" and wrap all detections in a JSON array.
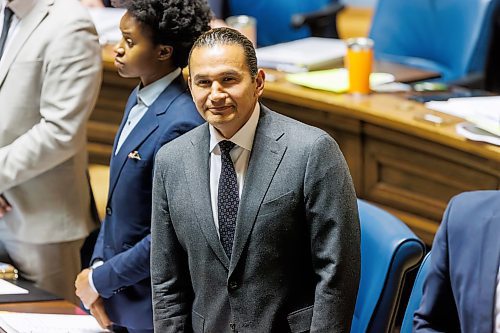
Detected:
[
  {"left": 151, "top": 106, "right": 360, "bottom": 333},
  {"left": 0, "top": 0, "right": 102, "bottom": 243}
]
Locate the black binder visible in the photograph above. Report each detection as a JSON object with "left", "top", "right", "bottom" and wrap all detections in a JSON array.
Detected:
[{"left": 0, "top": 279, "right": 62, "bottom": 303}]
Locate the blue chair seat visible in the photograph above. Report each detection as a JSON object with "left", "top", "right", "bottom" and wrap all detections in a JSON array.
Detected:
[{"left": 352, "top": 200, "right": 425, "bottom": 333}]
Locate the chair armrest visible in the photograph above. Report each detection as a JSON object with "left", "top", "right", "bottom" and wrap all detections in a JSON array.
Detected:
[{"left": 449, "top": 71, "right": 485, "bottom": 89}]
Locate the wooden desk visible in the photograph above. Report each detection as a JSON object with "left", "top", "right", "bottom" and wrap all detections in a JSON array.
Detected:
[
  {"left": 0, "top": 300, "right": 80, "bottom": 314},
  {"left": 91, "top": 46, "right": 499, "bottom": 245},
  {"left": 261, "top": 75, "right": 500, "bottom": 244}
]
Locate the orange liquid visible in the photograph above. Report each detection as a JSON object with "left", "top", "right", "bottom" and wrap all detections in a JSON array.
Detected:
[{"left": 346, "top": 48, "right": 373, "bottom": 94}]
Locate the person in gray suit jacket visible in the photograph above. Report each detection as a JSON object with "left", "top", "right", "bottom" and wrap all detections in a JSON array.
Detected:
[
  {"left": 151, "top": 27, "right": 361, "bottom": 333},
  {"left": 0, "top": 0, "right": 101, "bottom": 304}
]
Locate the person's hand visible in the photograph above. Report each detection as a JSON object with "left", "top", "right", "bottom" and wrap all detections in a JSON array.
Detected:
[
  {"left": 80, "top": 0, "right": 105, "bottom": 8},
  {"left": 75, "top": 268, "right": 99, "bottom": 308},
  {"left": 0, "top": 195, "right": 11, "bottom": 218},
  {"left": 90, "top": 297, "right": 112, "bottom": 329}
]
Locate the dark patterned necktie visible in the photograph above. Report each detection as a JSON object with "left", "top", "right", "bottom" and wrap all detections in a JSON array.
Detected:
[
  {"left": 0, "top": 7, "right": 13, "bottom": 59},
  {"left": 218, "top": 140, "right": 239, "bottom": 259}
]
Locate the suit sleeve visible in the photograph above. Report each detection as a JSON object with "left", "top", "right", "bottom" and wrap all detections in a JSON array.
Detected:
[
  {"left": 304, "top": 134, "right": 361, "bottom": 333},
  {"left": 92, "top": 234, "right": 151, "bottom": 297},
  {"left": 151, "top": 154, "right": 193, "bottom": 333},
  {"left": 0, "top": 18, "right": 102, "bottom": 193},
  {"left": 413, "top": 197, "right": 460, "bottom": 332}
]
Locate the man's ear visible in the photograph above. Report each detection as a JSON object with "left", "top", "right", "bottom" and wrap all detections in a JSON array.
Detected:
[
  {"left": 255, "top": 69, "right": 266, "bottom": 97},
  {"left": 158, "top": 45, "right": 173, "bottom": 61}
]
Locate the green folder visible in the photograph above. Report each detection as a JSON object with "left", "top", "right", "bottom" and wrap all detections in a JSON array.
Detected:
[{"left": 286, "top": 68, "right": 395, "bottom": 93}]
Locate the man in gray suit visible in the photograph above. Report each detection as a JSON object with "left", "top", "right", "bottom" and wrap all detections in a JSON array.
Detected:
[
  {"left": 151, "top": 27, "right": 360, "bottom": 332},
  {"left": 0, "top": 0, "right": 101, "bottom": 303}
]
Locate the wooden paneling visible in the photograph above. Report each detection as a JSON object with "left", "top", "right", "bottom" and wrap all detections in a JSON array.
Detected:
[
  {"left": 363, "top": 124, "right": 499, "bottom": 223},
  {"left": 337, "top": 7, "right": 373, "bottom": 39}
]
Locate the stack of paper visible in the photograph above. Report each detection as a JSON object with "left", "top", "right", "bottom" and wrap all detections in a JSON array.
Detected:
[
  {"left": 256, "top": 37, "right": 347, "bottom": 73},
  {"left": 0, "top": 312, "right": 109, "bottom": 333},
  {"left": 456, "top": 122, "right": 500, "bottom": 146},
  {"left": 426, "top": 96, "right": 500, "bottom": 136}
]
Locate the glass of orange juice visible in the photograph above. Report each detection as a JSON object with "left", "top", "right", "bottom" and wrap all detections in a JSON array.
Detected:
[{"left": 345, "top": 37, "right": 374, "bottom": 95}]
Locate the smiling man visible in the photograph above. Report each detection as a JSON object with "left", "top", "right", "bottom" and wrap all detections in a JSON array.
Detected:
[{"left": 151, "top": 27, "right": 361, "bottom": 333}]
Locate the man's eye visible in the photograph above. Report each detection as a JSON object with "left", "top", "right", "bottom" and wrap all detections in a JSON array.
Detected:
[
  {"left": 196, "top": 80, "right": 210, "bottom": 86},
  {"left": 223, "top": 77, "right": 236, "bottom": 82},
  {"left": 126, "top": 39, "right": 134, "bottom": 47}
]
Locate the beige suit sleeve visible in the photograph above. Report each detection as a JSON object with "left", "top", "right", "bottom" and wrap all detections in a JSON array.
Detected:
[{"left": 0, "top": 17, "right": 102, "bottom": 193}]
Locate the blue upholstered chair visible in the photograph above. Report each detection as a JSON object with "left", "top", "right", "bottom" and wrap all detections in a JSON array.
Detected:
[
  {"left": 400, "top": 252, "right": 432, "bottom": 333},
  {"left": 352, "top": 200, "right": 425, "bottom": 333},
  {"left": 369, "top": 0, "right": 500, "bottom": 82},
  {"left": 226, "top": 0, "right": 333, "bottom": 46}
]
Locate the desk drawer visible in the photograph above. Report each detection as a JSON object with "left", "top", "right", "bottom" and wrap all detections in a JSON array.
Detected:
[{"left": 363, "top": 124, "right": 499, "bottom": 222}]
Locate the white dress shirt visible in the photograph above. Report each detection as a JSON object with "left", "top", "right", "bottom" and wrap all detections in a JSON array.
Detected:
[
  {"left": 115, "top": 68, "right": 181, "bottom": 154},
  {"left": 209, "top": 103, "right": 260, "bottom": 235}
]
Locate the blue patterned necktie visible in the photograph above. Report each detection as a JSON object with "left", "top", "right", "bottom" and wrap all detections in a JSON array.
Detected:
[{"left": 218, "top": 140, "right": 239, "bottom": 259}]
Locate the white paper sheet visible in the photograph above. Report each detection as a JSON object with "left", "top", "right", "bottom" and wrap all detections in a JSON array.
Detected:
[
  {"left": 0, "top": 280, "right": 28, "bottom": 295},
  {"left": 256, "top": 37, "right": 346, "bottom": 72},
  {"left": 0, "top": 312, "right": 109, "bottom": 333},
  {"left": 456, "top": 122, "right": 500, "bottom": 146}
]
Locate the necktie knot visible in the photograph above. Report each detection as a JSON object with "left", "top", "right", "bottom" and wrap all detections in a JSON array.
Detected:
[
  {"left": 4, "top": 6, "right": 13, "bottom": 18},
  {"left": 219, "top": 140, "right": 235, "bottom": 155}
]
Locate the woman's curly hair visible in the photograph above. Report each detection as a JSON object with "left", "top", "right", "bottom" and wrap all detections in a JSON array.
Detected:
[{"left": 128, "top": 0, "right": 212, "bottom": 68}]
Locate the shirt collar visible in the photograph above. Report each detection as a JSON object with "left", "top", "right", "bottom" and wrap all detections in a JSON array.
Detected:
[
  {"left": 5, "top": 0, "right": 37, "bottom": 19},
  {"left": 136, "top": 68, "right": 181, "bottom": 107},
  {"left": 209, "top": 102, "right": 260, "bottom": 153}
]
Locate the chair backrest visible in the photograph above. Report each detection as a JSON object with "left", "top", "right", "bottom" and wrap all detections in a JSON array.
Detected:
[
  {"left": 369, "top": 0, "right": 500, "bottom": 82},
  {"left": 485, "top": 3, "right": 500, "bottom": 92},
  {"left": 400, "top": 252, "right": 432, "bottom": 333},
  {"left": 227, "top": 0, "right": 333, "bottom": 46},
  {"left": 352, "top": 200, "right": 425, "bottom": 333}
]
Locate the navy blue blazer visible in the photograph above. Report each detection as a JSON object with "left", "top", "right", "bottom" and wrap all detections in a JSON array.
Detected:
[
  {"left": 414, "top": 190, "right": 500, "bottom": 333},
  {"left": 91, "top": 75, "right": 204, "bottom": 330}
]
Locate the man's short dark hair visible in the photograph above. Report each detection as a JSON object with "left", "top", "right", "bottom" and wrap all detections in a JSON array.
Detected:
[
  {"left": 190, "top": 27, "right": 258, "bottom": 78},
  {"left": 127, "top": 0, "right": 211, "bottom": 68}
]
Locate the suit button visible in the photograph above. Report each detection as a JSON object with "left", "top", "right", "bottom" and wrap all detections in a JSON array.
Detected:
[
  {"left": 106, "top": 207, "right": 112, "bottom": 215},
  {"left": 229, "top": 322, "right": 236, "bottom": 331},
  {"left": 228, "top": 281, "right": 238, "bottom": 291}
]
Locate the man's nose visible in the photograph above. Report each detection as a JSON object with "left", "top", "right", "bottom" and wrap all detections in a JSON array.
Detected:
[{"left": 209, "top": 82, "right": 226, "bottom": 101}]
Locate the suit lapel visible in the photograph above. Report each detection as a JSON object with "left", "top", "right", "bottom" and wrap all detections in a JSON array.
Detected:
[
  {"left": 477, "top": 208, "right": 500, "bottom": 332},
  {"left": 229, "top": 107, "right": 287, "bottom": 274},
  {"left": 0, "top": 0, "right": 51, "bottom": 87},
  {"left": 108, "top": 89, "right": 140, "bottom": 197},
  {"left": 108, "top": 76, "right": 186, "bottom": 198},
  {"left": 184, "top": 125, "right": 231, "bottom": 270}
]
